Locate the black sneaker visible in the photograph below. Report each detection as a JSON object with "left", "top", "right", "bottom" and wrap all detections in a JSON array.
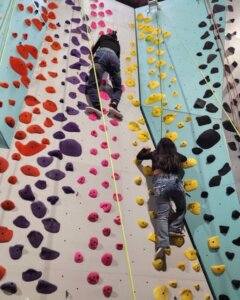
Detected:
[
  {"left": 93, "top": 104, "right": 101, "bottom": 111},
  {"left": 109, "top": 101, "right": 120, "bottom": 112},
  {"left": 169, "top": 231, "right": 185, "bottom": 237}
]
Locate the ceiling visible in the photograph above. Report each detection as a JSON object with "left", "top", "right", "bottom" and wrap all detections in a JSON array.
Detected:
[{"left": 116, "top": 0, "right": 163, "bottom": 9}]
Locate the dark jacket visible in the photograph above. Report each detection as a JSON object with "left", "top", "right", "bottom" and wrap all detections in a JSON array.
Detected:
[
  {"left": 92, "top": 34, "right": 121, "bottom": 58},
  {"left": 136, "top": 148, "right": 187, "bottom": 174}
]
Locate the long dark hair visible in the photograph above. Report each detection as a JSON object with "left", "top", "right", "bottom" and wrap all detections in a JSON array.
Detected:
[{"left": 153, "top": 137, "right": 182, "bottom": 174}]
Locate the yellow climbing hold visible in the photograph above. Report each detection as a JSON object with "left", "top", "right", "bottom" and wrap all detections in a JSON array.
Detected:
[
  {"left": 184, "top": 179, "right": 198, "bottom": 192},
  {"left": 125, "top": 78, "right": 136, "bottom": 87},
  {"left": 169, "top": 65, "right": 174, "bottom": 70},
  {"left": 152, "top": 106, "right": 162, "bottom": 117},
  {"left": 142, "top": 25, "right": 154, "bottom": 33},
  {"left": 138, "top": 117, "right": 145, "bottom": 125},
  {"left": 185, "top": 115, "right": 192, "bottom": 122},
  {"left": 147, "top": 46, "right": 155, "bottom": 53},
  {"left": 153, "top": 28, "right": 162, "bottom": 34},
  {"left": 154, "top": 38, "right": 163, "bottom": 45},
  {"left": 129, "top": 23, "right": 135, "bottom": 28},
  {"left": 194, "top": 284, "right": 200, "bottom": 291},
  {"left": 182, "top": 158, "right": 197, "bottom": 168},
  {"left": 148, "top": 69, "right": 156, "bottom": 75},
  {"left": 156, "top": 60, "right": 166, "bottom": 67},
  {"left": 147, "top": 57, "right": 157, "bottom": 64},
  {"left": 127, "top": 93, "right": 134, "bottom": 100},
  {"left": 170, "top": 77, "right": 177, "bottom": 83},
  {"left": 208, "top": 236, "right": 220, "bottom": 249},
  {"left": 163, "top": 99, "right": 168, "bottom": 106},
  {"left": 145, "top": 93, "right": 165, "bottom": 104},
  {"left": 148, "top": 80, "right": 160, "bottom": 90},
  {"left": 211, "top": 264, "right": 225, "bottom": 275},
  {"left": 137, "top": 219, "right": 148, "bottom": 228},
  {"left": 180, "top": 141, "right": 187, "bottom": 147},
  {"left": 131, "top": 99, "right": 140, "bottom": 107},
  {"left": 137, "top": 23, "right": 145, "bottom": 30},
  {"left": 145, "top": 34, "right": 154, "bottom": 42},
  {"left": 170, "top": 236, "right": 184, "bottom": 247},
  {"left": 192, "top": 262, "right": 201, "bottom": 272},
  {"left": 136, "top": 13, "right": 144, "bottom": 21},
  {"left": 130, "top": 41, "right": 136, "bottom": 47},
  {"left": 168, "top": 281, "right": 177, "bottom": 288},
  {"left": 148, "top": 232, "right": 157, "bottom": 243},
  {"left": 142, "top": 165, "right": 153, "bottom": 176},
  {"left": 144, "top": 17, "right": 153, "bottom": 23},
  {"left": 125, "top": 56, "right": 131, "bottom": 61},
  {"left": 184, "top": 248, "right": 197, "bottom": 261},
  {"left": 134, "top": 176, "right": 142, "bottom": 185},
  {"left": 165, "top": 131, "right": 178, "bottom": 141},
  {"left": 158, "top": 72, "right": 167, "bottom": 79},
  {"left": 138, "top": 32, "right": 145, "bottom": 39},
  {"left": 172, "top": 91, "right": 179, "bottom": 97},
  {"left": 156, "top": 49, "right": 165, "bottom": 56},
  {"left": 130, "top": 49, "right": 137, "bottom": 56},
  {"left": 205, "top": 294, "right": 211, "bottom": 300},
  {"left": 132, "top": 141, "right": 138, "bottom": 146},
  {"left": 136, "top": 197, "right": 144, "bottom": 206},
  {"left": 128, "top": 122, "right": 140, "bottom": 131},
  {"left": 153, "top": 285, "right": 168, "bottom": 299},
  {"left": 149, "top": 210, "right": 156, "bottom": 219},
  {"left": 177, "top": 261, "right": 185, "bottom": 271},
  {"left": 174, "top": 104, "right": 182, "bottom": 110},
  {"left": 177, "top": 122, "right": 184, "bottom": 128},
  {"left": 179, "top": 289, "right": 193, "bottom": 300},
  {"left": 187, "top": 202, "right": 201, "bottom": 215},
  {"left": 163, "top": 31, "right": 171, "bottom": 38},
  {"left": 137, "top": 130, "right": 150, "bottom": 142},
  {"left": 163, "top": 114, "right": 176, "bottom": 125}
]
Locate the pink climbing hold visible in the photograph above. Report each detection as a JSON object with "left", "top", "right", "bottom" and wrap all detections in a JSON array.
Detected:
[
  {"left": 107, "top": 28, "right": 113, "bottom": 34},
  {"left": 88, "top": 189, "right": 98, "bottom": 198},
  {"left": 99, "top": 31, "right": 105, "bottom": 36},
  {"left": 101, "top": 181, "right": 109, "bottom": 189},
  {"left": 100, "top": 90, "right": 110, "bottom": 100},
  {"left": 99, "top": 124, "right": 107, "bottom": 132},
  {"left": 74, "top": 252, "right": 84, "bottom": 263},
  {"left": 88, "top": 212, "right": 99, "bottom": 222},
  {"left": 116, "top": 243, "right": 123, "bottom": 250},
  {"left": 112, "top": 173, "right": 120, "bottom": 180},
  {"left": 91, "top": 130, "right": 98, "bottom": 137},
  {"left": 103, "top": 285, "right": 113, "bottom": 297},
  {"left": 114, "top": 216, "right": 121, "bottom": 225},
  {"left": 98, "top": 20, "right": 105, "bottom": 27},
  {"left": 99, "top": 202, "right": 112, "bottom": 213},
  {"left": 88, "top": 113, "right": 98, "bottom": 121},
  {"left": 77, "top": 176, "right": 85, "bottom": 184},
  {"left": 90, "top": 11, "right": 97, "bottom": 17},
  {"left": 87, "top": 272, "right": 99, "bottom": 285},
  {"left": 89, "top": 168, "right": 98, "bottom": 175},
  {"left": 101, "top": 253, "right": 112, "bottom": 266},
  {"left": 111, "top": 153, "right": 120, "bottom": 160},
  {"left": 101, "top": 159, "right": 109, "bottom": 167},
  {"left": 121, "top": 84, "right": 126, "bottom": 92},
  {"left": 90, "top": 3, "right": 97, "bottom": 9},
  {"left": 105, "top": 9, "right": 112, "bottom": 15},
  {"left": 101, "top": 142, "right": 108, "bottom": 149},
  {"left": 99, "top": 2, "right": 104, "bottom": 8},
  {"left": 88, "top": 237, "right": 98, "bottom": 250},
  {"left": 90, "top": 148, "right": 98, "bottom": 155},
  {"left": 102, "top": 227, "right": 111, "bottom": 236},
  {"left": 110, "top": 119, "right": 119, "bottom": 126},
  {"left": 90, "top": 21, "right": 97, "bottom": 30},
  {"left": 112, "top": 136, "right": 117, "bottom": 141},
  {"left": 98, "top": 11, "right": 105, "bottom": 17},
  {"left": 113, "top": 193, "right": 123, "bottom": 201}
]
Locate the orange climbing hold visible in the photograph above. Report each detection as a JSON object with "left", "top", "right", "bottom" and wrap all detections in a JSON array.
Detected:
[
  {"left": 45, "top": 35, "right": 53, "bottom": 42},
  {"left": 41, "top": 6, "right": 48, "bottom": 14},
  {"left": 43, "top": 100, "right": 57, "bottom": 112},
  {"left": 17, "top": 3, "right": 24, "bottom": 11},
  {"left": 25, "top": 19, "right": 31, "bottom": 26},
  {"left": 5, "top": 116, "right": 15, "bottom": 128},
  {"left": 24, "top": 95, "right": 40, "bottom": 106},
  {"left": 51, "top": 57, "right": 58, "bottom": 64},
  {"left": 27, "top": 62, "right": 33, "bottom": 70},
  {"left": 41, "top": 13, "right": 48, "bottom": 23},
  {"left": 32, "top": 18, "right": 43, "bottom": 31},
  {"left": 9, "top": 56, "right": 28, "bottom": 76},
  {"left": 20, "top": 165, "right": 40, "bottom": 176},
  {"left": 48, "top": 2, "right": 58, "bottom": 9},
  {"left": 16, "top": 44, "right": 28, "bottom": 59},
  {"left": 48, "top": 22, "right": 57, "bottom": 29},
  {"left": 48, "top": 71, "right": 58, "bottom": 78},
  {"left": 24, "top": 44, "right": 38, "bottom": 59},
  {"left": 42, "top": 48, "right": 49, "bottom": 54},
  {"left": 48, "top": 11, "right": 56, "bottom": 19},
  {"left": 27, "top": 5, "right": 33, "bottom": 13},
  {"left": 39, "top": 60, "right": 47, "bottom": 67},
  {"left": 32, "top": 107, "right": 40, "bottom": 114},
  {"left": 44, "top": 117, "right": 54, "bottom": 127},
  {"left": 0, "top": 82, "right": 9, "bottom": 88},
  {"left": 51, "top": 41, "right": 61, "bottom": 51},
  {"left": 45, "top": 86, "right": 56, "bottom": 93},
  {"left": 41, "top": 138, "right": 50, "bottom": 145},
  {"left": 11, "top": 153, "right": 21, "bottom": 161},
  {"left": 8, "top": 99, "right": 15, "bottom": 106},
  {"left": 36, "top": 74, "right": 47, "bottom": 81},
  {"left": 13, "top": 80, "right": 20, "bottom": 88},
  {"left": 1, "top": 200, "right": 15, "bottom": 211},
  {"left": 15, "top": 141, "right": 46, "bottom": 156},
  {"left": 19, "top": 111, "right": 32, "bottom": 124},
  {"left": 12, "top": 32, "right": 18, "bottom": 38},
  {"left": 14, "top": 130, "right": 27, "bottom": 140},
  {"left": 0, "top": 265, "right": 6, "bottom": 280},
  {"left": 27, "top": 124, "right": 45, "bottom": 134},
  {"left": 0, "top": 157, "right": 9, "bottom": 173},
  {"left": 0, "top": 226, "right": 13, "bottom": 243},
  {"left": 8, "top": 176, "right": 17, "bottom": 184},
  {"left": 20, "top": 76, "right": 30, "bottom": 88}
]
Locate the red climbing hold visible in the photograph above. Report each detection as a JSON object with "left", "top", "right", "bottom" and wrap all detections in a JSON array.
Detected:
[
  {"left": 5, "top": 116, "right": 15, "bottom": 128},
  {"left": 36, "top": 74, "right": 47, "bottom": 81},
  {"left": 11, "top": 153, "right": 21, "bottom": 161},
  {"left": 20, "top": 76, "right": 30, "bottom": 88},
  {"left": 43, "top": 117, "right": 54, "bottom": 127},
  {"left": 14, "top": 130, "right": 27, "bottom": 140},
  {"left": 0, "top": 157, "right": 9, "bottom": 173},
  {"left": 32, "top": 18, "right": 43, "bottom": 31},
  {"left": 17, "top": 3, "right": 24, "bottom": 11},
  {"left": 0, "top": 265, "right": 6, "bottom": 280},
  {"left": 50, "top": 41, "right": 61, "bottom": 51},
  {"left": 9, "top": 56, "right": 28, "bottom": 76},
  {"left": 0, "top": 226, "right": 13, "bottom": 243},
  {"left": 19, "top": 111, "right": 32, "bottom": 124},
  {"left": 16, "top": 44, "right": 28, "bottom": 59},
  {"left": 13, "top": 80, "right": 20, "bottom": 88},
  {"left": 15, "top": 141, "right": 46, "bottom": 156},
  {"left": 43, "top": 100, "right": 57, "bottom": 112},
  {"left": 8, "top": 176, "right": 17, "bottom": 184},
  {"left": 24, "top": 95, "right": 40, "bottom": 106},
  {"left": 27, "top": 124, "right": 45, "bottom": 134},
  {"left": 45, "top": 86, "right": 56, "bottom": 93},
  {"left": 48, "top": 2, "right": 58, "bottom": 9},
  {"left": 24, "top": 44, "right": 38, "bottom": 59},
  {"left": 48, "top": 71, "right": 58, "bottom": 78},
  {"left": 20, "top": 165, "right": 40, "bottom": 176},
  {"left": 1, "top": 200, "right": 15, "bottom": 211}
]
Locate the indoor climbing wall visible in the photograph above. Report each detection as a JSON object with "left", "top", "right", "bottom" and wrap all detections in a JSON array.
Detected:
[
  {"left": 135, "top": 0, "right": 240, "bottom": 299},
  {"left": 0, "top": 0, "right": 214, "bottom": 300}
]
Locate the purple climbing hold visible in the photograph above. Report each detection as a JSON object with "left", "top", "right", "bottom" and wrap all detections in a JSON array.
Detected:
[
  {"left": 73, "top": 6, "right": 81, "bottom": 11},
  {"left": 80, "top": 58, "right": 90, "bottom": 67},
  {"left": 63, "top": 43, "right": 69, "bottom": 47},
  {"left": 45, "top": 169, "right": 66, "bottom": 181},
  {"left": 77, "top": 101, "right": 88, "bottom": 110},
  {"left": 53, "top": 131, "right": 65, "bottom": 140},
  {"left": 59, "top": 98, "right": 64, "bottom": 103},
  {"left": 42, "top": 218, "right": 60, "bottom": 233},
  {"left": 62, "top": 122, "right": 80, "bottom": 132},
  {"left": 69, "top": 91, "right": 77, "bottom": 99},
  {"left": 69, "top": 62, "right": 81, "bottom": 70},
  {"left": 1, "top": 282, "right": 17, "bottom": 294},
  {"left": 62, "top": 186, "right": 75, "bottom": 194},
  {"left": 65, "top": 20, "right": 71, "bottom": 24},
  {"left": 81, "top": 24, "right": 88, "bottom": 33},
  {"left": 19, "top": 185, "right": 35, "bottom": 201},
  {"left": 78, "top": 84, "right": 87, "bottom": 94},
  {"left": 54, "top": 34, "right": 59, "bottom": 38},
  {"left": 80, "top": 46, "right": 90, "bottom": 55},
  {"left": 71, "top": 26, "right": 81, "bottom": 34},
  {"left": 64, "top": 29, "right": 69, "bottom": 33},
  {"left": 71, "top": 18, "right": 81, "bottom": 23},
  {"left": 80, "top": 71, "right": 89, "bottom": 82},
  {"left": 31, "top": 201, "right": 47, "bottom": 219},
  {"left": 37, "top": 156, "right": 54, "bottom": 168},
  {"left": 35, "top": 180, "right": 47, "bottom": 190},
  {"left": 48, "top": 150, "right": 63, "bottom": 160},
  {"left": 27, "top": 231, "right": 44, "bottom": 248},
  {"left": 71, "top": 36, "right": 80, "bottom": 46},
  {"left": 47, "top": 195, "right": 59, "bottom": 205},
  {"left": 65, "top": 0, "right": 74, "bottom": 5},
  {"left": 82, "top": 15, "right": 89, "bottom": 22},
  {"left": 65, "top": 106, "right": 79, "bottom": 115},
  {"left": 53, "top": 113, "right": 67, "bottom": 122},
  {"left": 40, "top": 247, "right": 60, "bottom": 260},
  {"left": 22, "top": 269, "right": 42, "bottom": 282},
  {"left": 59, "top": 139, "right": 82, "bottom": 157},
  {"left": 13, "top": 216, "right": 30, "bottom": 228},
  {"left": 70, "top": 49, "right": 80, "bottom": 58},
  {"left": 56, "top": 22, "right": 61, "bottom": 27},
  {"left": 9, "top": 244, "right": 24, "bottom": 260},
  {"left": 36, "top": 280, "right": 57, "bottom": 294},
  {"left": 81, "top": 32, "right": 89, "bottom": 41},
  {"left": 65, "top": 162, "right": 74, "bottom": 171},
  {"left": 66, "top": 76, "right": 80, "bottom": 85}
]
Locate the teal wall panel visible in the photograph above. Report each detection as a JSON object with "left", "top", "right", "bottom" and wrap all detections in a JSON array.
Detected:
[{"left": 136, "top": 0, "right": 240, "bottom": 299}]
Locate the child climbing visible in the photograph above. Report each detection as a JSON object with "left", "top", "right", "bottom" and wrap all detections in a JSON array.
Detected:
[
  {"left": 86, "top": 31, "right": 123, "bottom": 119},
  {"left": 136, "top": 137, "right": 187, "bottom": 260}
]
